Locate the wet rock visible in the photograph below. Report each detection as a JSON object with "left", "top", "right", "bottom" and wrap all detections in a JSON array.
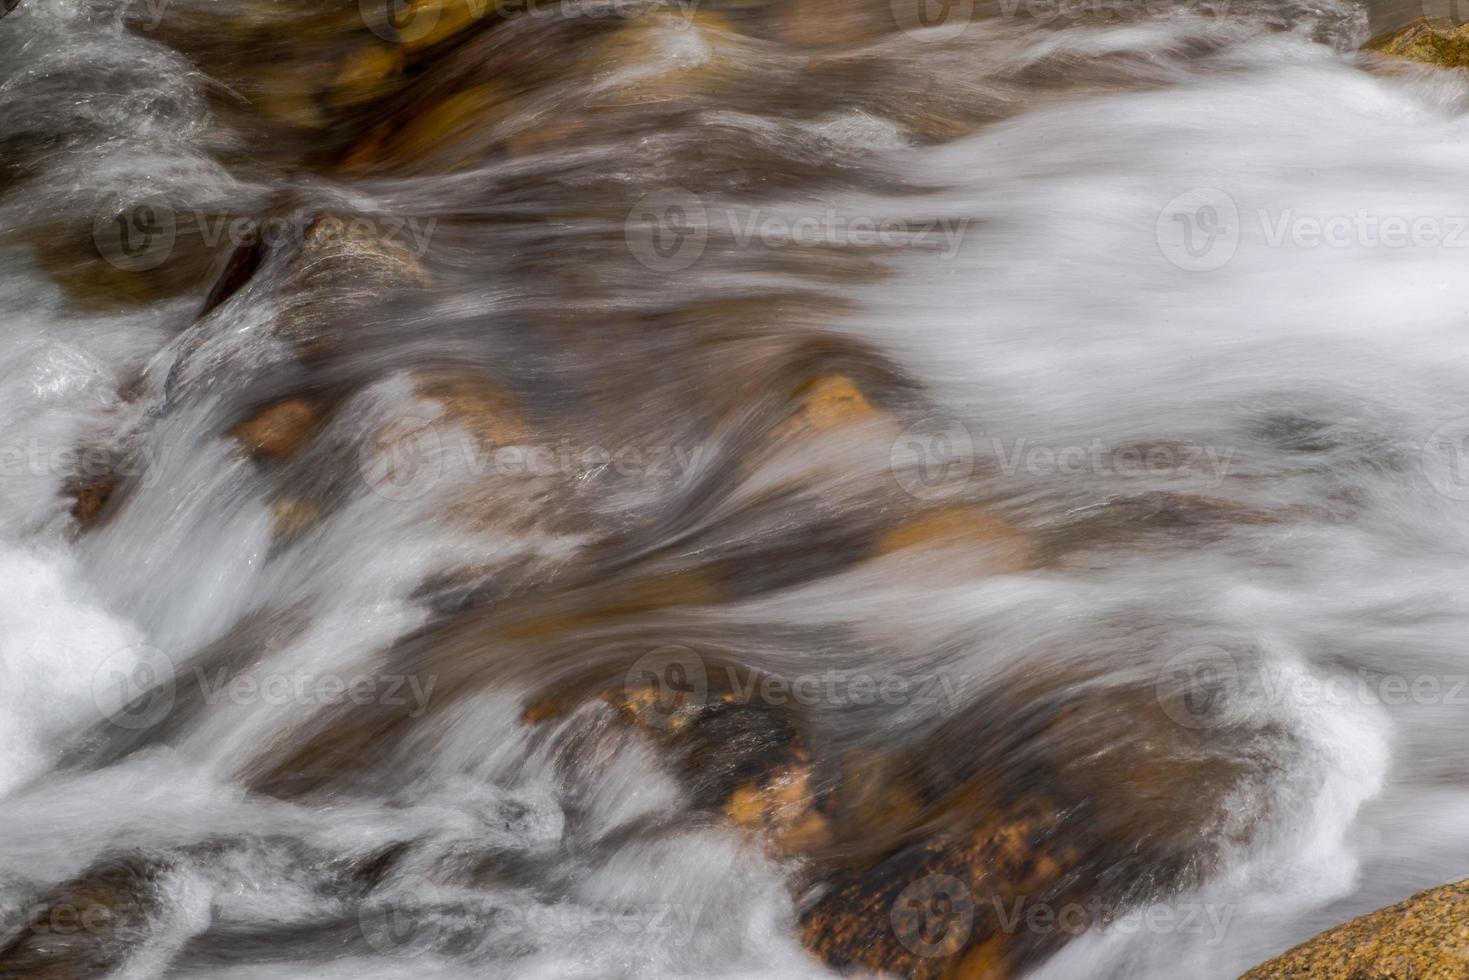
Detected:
[
  {"left": 875, "top": 503, "right": 1035, "bottom": 575},
  {"left": 396, "top": 0, "right": 490, "bottom": 52},
  {"left": 230, "top": 398, "right": 322, "bottom": 462},
  {"left": 1363, "top": 18, "right": 1469, "bottom": 69},
  {"left": 269, "top": 495, "right": 324, "bottom": 540},
  {"left": 328, "top": 44, "right": 407, "bottom": 109},
  {"left": 0, "top": 856, "right": 167, "bottom": 979},
  {"left": 1035, "top": 491, "right": 1277, "bottom": 567},
  {"left": 769, "top": 0, "right": 889, "bottom": 48},
  {"left": 1240, "top": 879, "right": 1469, "bottom": 979},
  {"left": 274, "top": 213, "right": 431, "bottom": 363},
  {"left": 69, "top": 472, "right": 122, "bottom": 529},
  {"left": 773, "top": 373, "right": 883, "bottom": 440}
]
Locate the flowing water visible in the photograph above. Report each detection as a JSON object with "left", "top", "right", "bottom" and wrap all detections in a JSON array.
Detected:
[{"left": 3, "top": 0, "right": 1469, "bottom": 977}]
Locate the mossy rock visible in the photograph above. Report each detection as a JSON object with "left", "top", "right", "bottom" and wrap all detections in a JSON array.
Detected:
[
  {"left": 1241, "top": 879, "right": 1469, "bottom": 979},
  {"left": 1364, "top": 18, "right": 1469, "bottom": 69}
]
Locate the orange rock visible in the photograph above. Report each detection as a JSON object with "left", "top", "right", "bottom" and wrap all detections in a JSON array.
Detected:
[{"left": 724, "top": 763, "right": 832, "bottom": 854}]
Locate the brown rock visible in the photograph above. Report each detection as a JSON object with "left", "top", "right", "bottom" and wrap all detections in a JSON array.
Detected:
[
  {"left": 70, "top": 472, "right": 121, "bottom": 528},
  {"left": 274, "top": 213, "right": 431, "bottom": 363},
  {"left": 1240, "top": 879, "right": 1469, "bottom": 979},
  {"left": 0, "top": 857, "right": 165, "bottom": 979},
  {"left": 769, "top": 0, "right": 889, "bottom": 48},
  {"left": 230, "top": 398, "right": 321, "bottom": 462}
]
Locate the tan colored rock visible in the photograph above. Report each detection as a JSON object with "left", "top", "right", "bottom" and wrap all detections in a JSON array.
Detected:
[
  {"left": 328, "top": 44, "right": 406, "bottom": 108},
  {"left": 275, "top": 213, "right": 431, "bottom": 362},
  {"left": 398, "top": 0, "right": 489, "bottom": 52},
  {"left": 1241, "top": 879, "right": 1469, "bottom": 979},
  {"left": 770, "top": 0, "right": 889, "bottom": 48},
  {"left": 230, "top": 398, "right": 321, "bottom": 462},
  {"left": 876, "top": 504, "right": 1035, "bottom": 574},
  {"left": 269, "top": 496, "right": 323, "bottom": 539},
  {"left": 1364, "top": 18, "right": 1469, "bottom": 69}
]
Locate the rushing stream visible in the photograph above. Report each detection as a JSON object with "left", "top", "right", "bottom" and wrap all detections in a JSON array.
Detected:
[{"left": 3, "top": 0, "right": 1469, "bottom": 977}]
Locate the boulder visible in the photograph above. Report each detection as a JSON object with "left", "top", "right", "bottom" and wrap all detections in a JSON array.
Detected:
[
  {"left": 1364, "top": 18, "right": 1469, "bottom": 69},
  {"left": 1241, "top": 879, "right": 1469, "bottom": 979}
]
